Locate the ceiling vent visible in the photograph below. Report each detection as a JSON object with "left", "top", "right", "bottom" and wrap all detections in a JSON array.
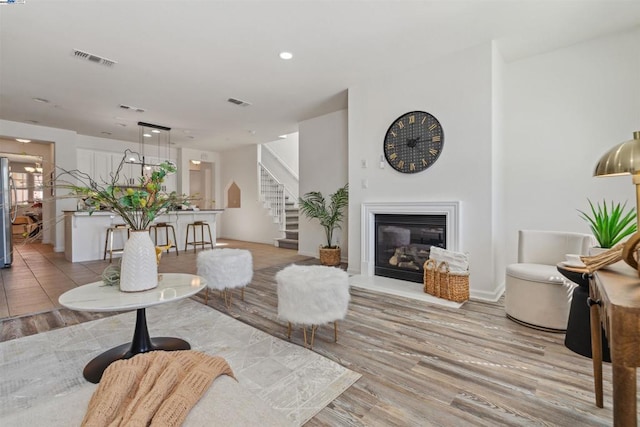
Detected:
[
  {"left": 119, "top": 104, "right": 146, "bottom": 113},
  {"left": 73, "top": 49, "right": 117, "bottom": 67},
  {"left": 227, "top": 97, "right": 252, "bottom": 107}
]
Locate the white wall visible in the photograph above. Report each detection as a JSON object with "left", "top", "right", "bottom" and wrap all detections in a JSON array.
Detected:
[
  {"left": 491, "top": 43, "right": 507, "bottom": 299},
  {"left": 298, "top": 110, "right": 349, "bottom": 259},
  {"left": 260, "top": 136, "right": 299, "bottom": 201},
  {"left": 264, "top": 133, "right": 299, "bottom": 173},
  {"left": 347, "top": 43, "right": 496, "bottom": 299},
  {"left": 503, "top": 28, "right": 640, "bottom": 266},
  {"left": 218, "top": 144, "right": 283, "bottom": 244}
]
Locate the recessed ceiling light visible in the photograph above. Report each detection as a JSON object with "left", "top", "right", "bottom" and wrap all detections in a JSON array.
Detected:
[
  {"left": 278, "top": 135, "right": 287, "bottom": 139},
  {"left": 16, "top": 138, "right": 31, "bottom": 143},
  {"left": 279, "top": 51, "right": 293, "bottom": 60},
  {"left": 151, "top": 129, "right": 161, "bottom": 133},
  {"left": 143, "top": 133, "right": 152, "bottom": 138},
  {"left": 32, "top": 97, "right": 50, "bottom": 104}
]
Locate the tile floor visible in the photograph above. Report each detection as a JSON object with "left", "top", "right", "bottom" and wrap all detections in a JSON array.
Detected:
[{"left": 0, "top": 238, "right": 310, "bottom": 319}]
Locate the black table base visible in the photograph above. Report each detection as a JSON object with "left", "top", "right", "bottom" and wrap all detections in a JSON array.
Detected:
[
  {"left": 565, "top": 285, "right": 611, "bottom": 362},
  {"left": 83, "top": 308, "right": 190, "bottom": 383},
  {"left": 556, "top": 265, "right": 611, "bottom": 362}
]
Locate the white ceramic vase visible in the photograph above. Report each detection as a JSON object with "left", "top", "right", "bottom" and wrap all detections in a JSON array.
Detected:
[{"left": 120, "top": 230, "right": 158, "bottom": 292}]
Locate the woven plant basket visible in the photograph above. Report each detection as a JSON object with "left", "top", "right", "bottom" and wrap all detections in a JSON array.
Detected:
[
  {"left": 319, "top": 246, "right": 341, "bottom": 266},
  {"left": 423, "top": 259, "right": 469, "bottom": 302}
]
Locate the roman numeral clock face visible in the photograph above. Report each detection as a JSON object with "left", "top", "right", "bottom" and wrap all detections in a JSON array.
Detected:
[{"left": 383, "top": 111, "right": 444, "bottom": 174}]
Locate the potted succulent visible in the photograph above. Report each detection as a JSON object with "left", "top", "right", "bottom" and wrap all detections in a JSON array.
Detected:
[
  {"left": 578, "top": 199, "right": 637, "bottom": 250},
  {"left": 298, "top": 183, "right": 348, "bottom": 266}
]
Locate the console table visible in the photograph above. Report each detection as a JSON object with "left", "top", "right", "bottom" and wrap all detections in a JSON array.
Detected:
[
  {"left": 589, "top": 263, "right": 640, "bottom": 426},
  {"left": 59, "top": 273, "right": 206, "bottom": 383}
]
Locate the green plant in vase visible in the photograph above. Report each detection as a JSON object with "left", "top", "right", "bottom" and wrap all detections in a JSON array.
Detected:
[
  {"left": 298, "top": 183, "right": 348, "bottom": 266},
  {"left": 578, "top": 199, "right": 637, "bottom": 249},
  {"left": 58, "top": 149, "right": 191, "bottom": 291}
]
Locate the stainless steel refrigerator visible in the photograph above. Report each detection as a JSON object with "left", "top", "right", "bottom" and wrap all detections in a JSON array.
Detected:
[{"left": 0, "top": 157, "right": 14, "bottom": 268}]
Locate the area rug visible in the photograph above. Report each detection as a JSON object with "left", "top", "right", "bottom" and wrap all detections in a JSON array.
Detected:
[{"left": 0, "top": 299, "right": 361, "bottom": 426}]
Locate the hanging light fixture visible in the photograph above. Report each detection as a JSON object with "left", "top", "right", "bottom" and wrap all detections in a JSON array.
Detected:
[{"left": 131, "top": 121, "right": 175, "bottom": 173}]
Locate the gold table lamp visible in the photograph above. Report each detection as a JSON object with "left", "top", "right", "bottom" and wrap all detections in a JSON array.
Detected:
[{"left": 594, "top": 131, "right": 640, "bottom": 271}]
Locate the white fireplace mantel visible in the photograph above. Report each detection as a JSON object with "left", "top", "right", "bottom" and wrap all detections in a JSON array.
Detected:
[{"left": 360, "top": 201, "right": 460, "bottom": 276}]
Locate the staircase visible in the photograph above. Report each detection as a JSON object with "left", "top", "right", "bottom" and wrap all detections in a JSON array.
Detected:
[
  {"left": 258, "top": 163, "right": 299, "bottom": 250},
  {"left": 277, "top": 199, "right": 299, "bottom": 250}
]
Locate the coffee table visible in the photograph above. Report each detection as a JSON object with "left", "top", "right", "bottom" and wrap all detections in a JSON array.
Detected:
[{"left": 59, "top": 273, "right": 206, "bottom": 383}]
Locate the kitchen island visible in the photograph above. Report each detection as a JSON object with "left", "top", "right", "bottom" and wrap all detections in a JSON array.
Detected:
[{"left": 64, "top": 210, "right": 223, "bottom": 262}]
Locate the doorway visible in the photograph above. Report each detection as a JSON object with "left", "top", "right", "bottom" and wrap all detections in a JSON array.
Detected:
[{"left": 188, "top": 160, "right": 215, "bottom": 209}]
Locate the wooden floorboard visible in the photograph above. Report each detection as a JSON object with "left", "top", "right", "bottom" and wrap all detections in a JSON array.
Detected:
[{"left": 0, "top": 240, "right": 636, "bottom": 425}]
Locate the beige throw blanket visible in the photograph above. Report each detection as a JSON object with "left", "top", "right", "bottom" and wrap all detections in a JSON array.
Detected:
[{"left": 82, "top": 350, "right": 235, "bottom": 427}]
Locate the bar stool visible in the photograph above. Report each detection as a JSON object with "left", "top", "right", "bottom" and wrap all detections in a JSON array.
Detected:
[
  {"left": 103, "top": 224, "right": 130, "bottom": 263},
  {"left": 184, "top": 221, "right": 214, "bottom": 252},
  {"left": 148, "top": 222, "right": 179, "bottom": 255}
]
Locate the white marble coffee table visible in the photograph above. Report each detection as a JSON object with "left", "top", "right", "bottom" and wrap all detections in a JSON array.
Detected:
[{"left": 59, "top": 273, "right": 206, "bottom": 383}]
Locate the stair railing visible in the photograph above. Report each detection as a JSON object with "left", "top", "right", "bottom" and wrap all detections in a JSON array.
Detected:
[{"left": 258, "top": 163, "right": 291, "bottom": 229}]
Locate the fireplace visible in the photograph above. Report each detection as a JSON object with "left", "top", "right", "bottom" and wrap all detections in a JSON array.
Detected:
[
  {"left": 375, "top": 214, "right": 446, "bottom": 283},
  {"left": 361, "top": 201, "right": 460, "bottom": 283}
]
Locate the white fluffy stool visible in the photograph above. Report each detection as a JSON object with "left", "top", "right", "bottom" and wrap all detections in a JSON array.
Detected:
[
  {"left": 276, "top": 264, "right": 350, "bottom": 349},
  {"left": 197, "top": 248, "right": 253, "bottom": 308}
]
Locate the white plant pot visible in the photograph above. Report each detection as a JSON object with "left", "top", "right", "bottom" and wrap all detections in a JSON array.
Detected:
[
  {"left": 120, "top": 230, "right": 158, "bottom": 292},
  {"left": 588, "top": 246, "right": 608, "bottom": 256}
]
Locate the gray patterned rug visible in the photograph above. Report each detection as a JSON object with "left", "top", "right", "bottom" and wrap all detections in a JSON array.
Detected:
[{"left": 0, "top": 298, "right": 361, "bottom": 426}]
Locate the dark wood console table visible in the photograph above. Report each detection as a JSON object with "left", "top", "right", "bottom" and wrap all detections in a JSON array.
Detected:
[{"left": 590, "top": 263, "right": 640, "bottom": 426}]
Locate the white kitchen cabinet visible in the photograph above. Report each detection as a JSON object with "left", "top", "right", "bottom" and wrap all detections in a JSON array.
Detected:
[
  {"left": 93, "top": 151, "right": 112, "bottom": 185},
  {"left": 76, "top": 149, "right": 93, "bottom": 181}
]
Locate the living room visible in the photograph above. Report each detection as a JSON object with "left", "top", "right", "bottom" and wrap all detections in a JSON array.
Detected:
[{"left": 1, "top": 1, "right": 639, "bottom": 425}]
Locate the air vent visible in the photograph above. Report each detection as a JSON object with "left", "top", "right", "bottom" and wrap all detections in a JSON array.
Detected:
[
  {"left": 227, "top": 97, "right": 252, "bottom": 107},
  {"left": 119, "top": 104, "right": 146, "bottom": 113},
  {"left": 73, "top": 49, "right": 117, "bottom": 67}
]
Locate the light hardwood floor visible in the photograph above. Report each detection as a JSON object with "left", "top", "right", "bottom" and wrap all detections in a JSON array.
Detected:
[{"left": 1, "top": 240, "right": 635, "bottom": 426}]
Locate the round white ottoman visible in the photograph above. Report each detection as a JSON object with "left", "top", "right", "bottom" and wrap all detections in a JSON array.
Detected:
[
  {"left": 197, "top": 248, "right": 253, "bottom": 308},
  {"left": 276, "top": 264, "right": 350, "bottom": 348}
]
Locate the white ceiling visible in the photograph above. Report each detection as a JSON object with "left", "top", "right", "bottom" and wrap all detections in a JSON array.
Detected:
[{"left": 1, "top": 0, "right": 639, "bottom": 151}]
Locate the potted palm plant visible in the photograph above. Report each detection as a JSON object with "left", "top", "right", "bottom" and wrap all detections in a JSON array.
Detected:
[
  {"left": 578, "top": 199, "right": 637, "bottom": 250},
  {"left": 298, "top": 183, "right": 348, "bottom": 266}
]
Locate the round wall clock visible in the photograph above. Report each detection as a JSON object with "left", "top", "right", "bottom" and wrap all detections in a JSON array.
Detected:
[{"left": 383, "top": 111, "right": 444, "bottom": 174}]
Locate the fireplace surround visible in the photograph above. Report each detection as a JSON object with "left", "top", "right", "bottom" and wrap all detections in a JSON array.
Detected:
[{"left": 361, "top": 202, "right": 460, "bottom": 280}]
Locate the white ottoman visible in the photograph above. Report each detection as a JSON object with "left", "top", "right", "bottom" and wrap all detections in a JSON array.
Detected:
[
  {"left": 197, "top": 249, "right": 253, "bottom": 308},
  {"left": 276, "top": 264, "right": 350, "bottom": 349}
]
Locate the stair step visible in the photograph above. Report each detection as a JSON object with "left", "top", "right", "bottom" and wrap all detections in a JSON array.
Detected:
[
  {"left": 285, "top": 222, "right": 298, "bottom": 230},
  {"left": 285, "top": 230, "right": 298, "bottom": 240},
  {"left": 277, "top": 238, "right": 299, "bottom": 250}
]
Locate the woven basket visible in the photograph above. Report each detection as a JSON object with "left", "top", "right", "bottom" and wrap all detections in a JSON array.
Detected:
[
  {"left": 423, "top": 259, "right": 438, "bottom": 295},
  {"left": 319, "top": 247, "right": 341, "bottom": 266},
  {"left": 423, "top": 260, "right": 469, "bottom": 303}
]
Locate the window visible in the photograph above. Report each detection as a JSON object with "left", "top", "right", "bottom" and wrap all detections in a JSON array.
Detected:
[{"left": 12, "top": 172, "right": 43, "bottom": 205}]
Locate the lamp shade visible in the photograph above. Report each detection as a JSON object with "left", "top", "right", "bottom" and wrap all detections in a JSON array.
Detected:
[{"left": 594, "top": 131, "right": 640, "bottom": 177}]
